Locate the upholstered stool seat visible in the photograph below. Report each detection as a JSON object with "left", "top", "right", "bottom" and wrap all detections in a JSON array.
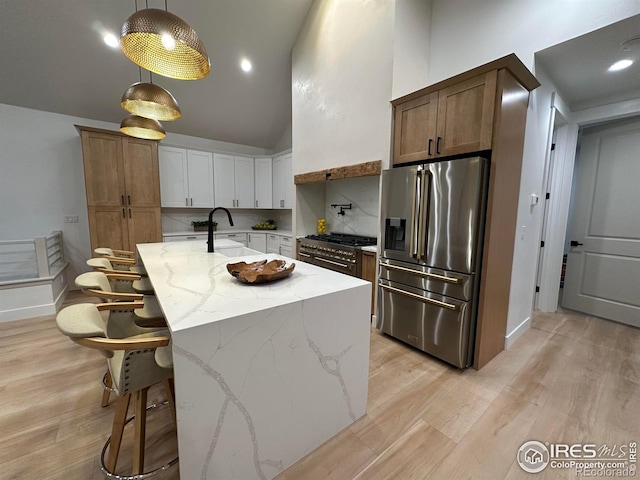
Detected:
[{"left": 56, "top": 303, "right": 177, "bottom": 478}]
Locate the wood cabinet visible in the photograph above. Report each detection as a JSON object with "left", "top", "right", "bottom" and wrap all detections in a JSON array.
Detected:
[
  {"left": 214, "top": 154, "right": 255, "bottom": 208},
  {"left": 361, "top": 250, "right": 377, "bottom": 315},
  {"left": 158, "top": 146, "right": 214, "bottom": 208},
  {"left": 78, "top": 126, "right": 161, "bottom": 252},
  {"left": 389, "top": 54, "right": 541, "bottom": 369},
  {"left": 273, "top": 153, "right": 293, "bottom": 209},
  {"left": 393, "top": 71, "right": 496, "bottom": 165},
  {"left": 254, "top": 157, "right": 273, "bottom": 209}
]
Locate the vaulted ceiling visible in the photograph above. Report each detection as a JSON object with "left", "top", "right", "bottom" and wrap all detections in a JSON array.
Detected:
[{"left": 0, "top": 0, "right": 313, "bottom": 149}]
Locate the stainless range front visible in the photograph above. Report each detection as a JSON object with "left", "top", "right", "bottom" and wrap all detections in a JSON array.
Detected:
[{"left": 298, "top": 233, "right": 377, "bottom": 277}]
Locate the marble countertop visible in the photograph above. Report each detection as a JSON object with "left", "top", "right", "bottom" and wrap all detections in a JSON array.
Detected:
[
  {"left": 162, "top": 229, "right": 292, "bottom": 237},
  {"left": 360, "top": 245, "right": 378, "bottom": 253},
  {"left": 137, "top": 240, "right": 368, "bottom": 334}
]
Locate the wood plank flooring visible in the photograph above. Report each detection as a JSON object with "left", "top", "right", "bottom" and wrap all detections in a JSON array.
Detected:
[{"left": 1, "top": 294, "right": 639, "bottom": 479}]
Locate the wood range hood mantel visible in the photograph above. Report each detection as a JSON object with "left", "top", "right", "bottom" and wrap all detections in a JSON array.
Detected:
[{"left": 294, "top": 160, "right": 382, "bottom": 185}]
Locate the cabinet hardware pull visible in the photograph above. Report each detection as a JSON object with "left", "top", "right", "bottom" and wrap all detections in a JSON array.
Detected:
[
  {"left": 186, "top": 236, "right": 197, "bottom": 239},
  {"left": 127, "top": 195, "right": 131, "bottom": 205},
  {"left": 121, "top": 195, "right": 125, "bottom": 206},
  {"left": 436, "top": 136, "right": 442, "bottom": 154},
  {"left": 380, "top": 262, "right": 460, "bottom": 284},
  {"left": 380, "top": 284, "right": 457, "bottom": 310},
  {"left": 190, "top": 198, "right": 193, "bottom": 206},
  {"left": 122, "top": 208, "right": 125, "bottom": 218},
  {"left": 280, "top": 199, "right": 284, "bottom": 208},
  {"left": 256, "top": 200, "right": 258, "bottom": 208},
  {"left": 186, "top": 198, "right": 189, "bottom": 206},
  {"left": 428, "top": 138, "right": 433, "bottom": 155},
  {"left": 128, "top": 209, "right": 132, "bottom": 218}
]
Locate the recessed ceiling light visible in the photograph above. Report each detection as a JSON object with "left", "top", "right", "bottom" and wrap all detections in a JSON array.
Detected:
[
  {"left": 104, "top": 33, "right": 119, "bottom": 48},
  {"left": 241, "top": 59, "right": 252, "bottom": 72},
  {"left": 608, "top": 59, "right": 633, "bottom": 72}
]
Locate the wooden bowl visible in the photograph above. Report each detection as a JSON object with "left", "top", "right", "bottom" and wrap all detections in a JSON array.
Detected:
[{"left": 226, "top": 259, "right": 295, "bottom": 284}]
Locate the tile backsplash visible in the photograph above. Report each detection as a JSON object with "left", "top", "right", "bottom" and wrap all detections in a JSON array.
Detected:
[
  {"left": 324, "top": 176, "right": 380, "bottom": 238},
  {"left": 162, "top": 208, "right": 292, "bottom": 233}
]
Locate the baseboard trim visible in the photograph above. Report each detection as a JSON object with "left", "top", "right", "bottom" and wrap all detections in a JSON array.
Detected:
[
  {"left": 504, "top": 316, "right": 531, "bottom": 349},
  {"left": 0, "top": 303, "right": 56, "bottom": 323}
]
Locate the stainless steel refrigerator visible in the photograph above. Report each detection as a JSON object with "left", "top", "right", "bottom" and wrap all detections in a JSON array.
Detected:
[{"left": 377, "top": 156, "right": 489, "bottom": 368}]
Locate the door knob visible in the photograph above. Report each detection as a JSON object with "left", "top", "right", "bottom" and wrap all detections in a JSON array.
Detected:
[{"left": 570, "top": 240, "right": 584, "bottom": 247}]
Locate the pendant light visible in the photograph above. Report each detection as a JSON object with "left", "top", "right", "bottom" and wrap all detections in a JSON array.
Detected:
[
  {"left": 120, "top": 3, "right": 210, "bottom": 81},
  {"left": 121, "top": 69, "right": 181, "bottom": 121},
  {"left": 120, "top": 114, "right": 166, "bottom": 140}
]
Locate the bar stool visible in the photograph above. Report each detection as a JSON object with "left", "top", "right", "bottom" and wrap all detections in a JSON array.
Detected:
[
  {"left": 56, "top": 303, "right": 178, "bottom": 478},
  {"left": 94, "top": 247, "right": 147, "bottom": 276},
  {"left": 75, "top": 272, "right": 159, "bottom": 317}
]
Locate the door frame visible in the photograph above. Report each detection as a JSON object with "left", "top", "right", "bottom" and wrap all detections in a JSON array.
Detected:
[{"left": 536, "top": 97, "right": 640, "bottom": 312}]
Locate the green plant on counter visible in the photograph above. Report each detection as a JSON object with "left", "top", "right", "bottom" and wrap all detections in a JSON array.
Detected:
[{"left": 254, "top": 219, "right": 276, "bottom": 229}]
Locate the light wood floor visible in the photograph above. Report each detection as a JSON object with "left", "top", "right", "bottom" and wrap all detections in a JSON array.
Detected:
[{"left": 2, "top": 292, "right": 639, "bottom": 479}]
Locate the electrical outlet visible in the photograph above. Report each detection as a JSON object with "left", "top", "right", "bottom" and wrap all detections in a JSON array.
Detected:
[{"left": 64, "top": 215, "right": 79, "bottom": 223}]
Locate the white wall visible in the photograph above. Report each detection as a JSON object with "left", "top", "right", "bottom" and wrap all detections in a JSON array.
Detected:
[
  {"left": 0, "top": 103, "right": 277, "bottom": 286},
  {"left": 427, "top": 1, "right": 640, "bottom": 340},
  {"left": 428, "top": 0, "right": 640, "bottom": 85},
  {"left": 391, "top": 0, "right": 431, "bottom": 100},
  {"left": 291, "top": 0, "right": 395, "bottom": 174}
]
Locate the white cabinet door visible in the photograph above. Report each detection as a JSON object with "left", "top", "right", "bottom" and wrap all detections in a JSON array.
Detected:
[
  {"left": 234, "top": 157, "right": 255, "bottom": 208},
  {"left": 267, "top": 233, "right": 279, "bottom": 253},
  {"left": 254, "top": 158, "right": 273, "bottom": 209},
  {"left": 248, "top": 233, "right": 267, "bottom": 253},
  {"left": 187, "top": 150, "right": 214, "bottom": 208},
  {"left": 273, "top": 155, "right": 285, "bottom": 209},
  {"left": 214, "top": 153, "right": 236, "bottom": 208},
  {"left": 283, "top": 153, "right": 293, "bottom": 209},
  {"left": 280, "top": 245, "right": 293, "bottom": 257},
  {"left": 159, "top": 146, "right": 189, "bottom": 207},
  {"left": 273, "top": 153, "right": 293, "bottom": 209}
]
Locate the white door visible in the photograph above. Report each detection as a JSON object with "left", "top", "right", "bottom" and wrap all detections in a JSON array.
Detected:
[
  {"left": 158, "top": 146, "right": 188, "bottom": 207},
  {"left": 213, "top": 153, "right": 235, "bottom": 208},
  {"left": 187, "top": 150, "right": 214, "bottom": 208},
  {"left": 562, "top": 118, "right": 640, "bottom": 326},
  {"left": 234, "top": 156, "right": 255, "bottom": 208},
  {"left": 254, "top": 157, "right": 273, "bottom": 209}
]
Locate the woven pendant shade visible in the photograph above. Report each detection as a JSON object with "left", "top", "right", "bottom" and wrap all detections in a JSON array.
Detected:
[
  {"left": 121, "top": 82, "right": 181, "bottom": 121},
  {"left": 120, "top": 9, "right": 210, "bottom": 80},
  {"left": 120, "top": 115, "right": 166, "bottom": 140}
]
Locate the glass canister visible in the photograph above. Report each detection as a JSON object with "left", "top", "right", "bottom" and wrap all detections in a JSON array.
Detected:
[{"left": 317, "top": 218, "right": 327, "bottom": 233}]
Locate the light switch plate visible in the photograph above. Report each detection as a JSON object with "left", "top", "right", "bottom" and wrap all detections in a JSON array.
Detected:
[{"left": 64, "top": 215, "right": 79, "bottom": 223}]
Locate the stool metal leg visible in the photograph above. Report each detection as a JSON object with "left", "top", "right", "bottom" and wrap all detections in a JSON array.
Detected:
[
  {"left": 163, "top": 379, "right": 177, "bottom": 427},
  {"left": 102, "top": 370, "right": 114, "bottom": 407}
]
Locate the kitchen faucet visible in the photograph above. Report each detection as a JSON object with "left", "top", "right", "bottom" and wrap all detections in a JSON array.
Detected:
[
  {"left": 207, "top": 207, "right": 234, "bottom": 253},
  {"left": 331, "top": 203, "right": 352, "bottom": 216}
]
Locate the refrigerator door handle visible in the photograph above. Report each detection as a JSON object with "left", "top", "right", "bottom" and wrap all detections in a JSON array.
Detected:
[
  {"left": 380, "top": 262, "right": 461, "bottom": 284},
  {"left": 380, "top": 284, "right": 458, "bottom": 310},
  {"left": 409, "top": 169, "right": 420, "bottom": 258},
  {"left": 417, "top": 170, "right": 431, "bottom": 260}
]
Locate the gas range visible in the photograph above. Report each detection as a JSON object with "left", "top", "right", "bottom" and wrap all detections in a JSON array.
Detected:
[{"left": 298, "top": 233, "right": 377, "bottom": 277}]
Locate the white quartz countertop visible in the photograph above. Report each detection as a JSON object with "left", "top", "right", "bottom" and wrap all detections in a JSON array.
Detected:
[
  {"left": 360, "top": 245, "right": 378, "bottom": 253},
  {"left": 162, "top": 229, "right": 292, "bottom": 237},
  {"left": 137, "top": 240, "right": 368, "bottom": 334}
]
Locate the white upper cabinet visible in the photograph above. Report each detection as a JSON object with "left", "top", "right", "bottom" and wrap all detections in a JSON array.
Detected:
[
  {"left": 214, "top": 154, "right": 255, "bottom": 208},
  {"left": 187, "top": 150, "right": 214, "bottom": 207},
  {"left": 273, "top": 153, "right": 293, "bottom": 209},
  {"left": 254, "top": 157, "right": 273, "bottom": 209},
  {"left": 159, "top": 146, "right": 214, "bottom": 208},
  {"left": 234, "top": 156, "right": 255, "bottom": 208}
]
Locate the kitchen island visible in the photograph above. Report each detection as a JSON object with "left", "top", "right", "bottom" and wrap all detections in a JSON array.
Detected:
[{"left": 137, "top": 240, "right": 371, "bottom": 480}]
